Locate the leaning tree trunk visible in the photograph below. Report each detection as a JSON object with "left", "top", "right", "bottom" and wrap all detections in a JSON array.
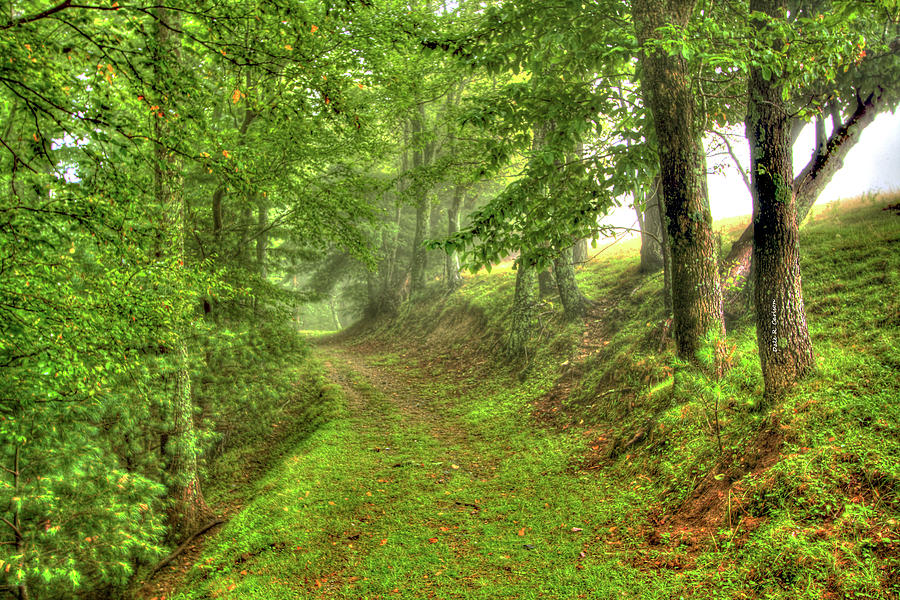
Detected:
[
  {"left": 637, "top": 175, "right": 665, "bottom": 273},
  {"left": 747, "top": 0, "right": 814, "bottom": 398},
  {"left": 722, "top": 90, "right": 884, "bottom": 316},
  {"left": 153, "top": 7, "right": 211, "bottom": 540},
  {"left": 633, "top": 0, "right": 726, "bottom": 366},
  {"left": 506, "top": 258, "right": 537, "bottom": 358},
  {"left": 554, "top": 246, "right": 589, "bottom": 320}
]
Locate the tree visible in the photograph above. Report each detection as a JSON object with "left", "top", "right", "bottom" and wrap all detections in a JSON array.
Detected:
[
  {"left": 632, "top": 0, "right": 727, "bottom": 366},
  {"left": 635, "top": 176, "right": 665, "bottom": 274},
  {"left": 553, "top": 246, "right": 590, "bottom": 320},
  {"left": 152, "top": 7, "right": 213, "bottom": 539},
  {"left": 722, "top": 88, "right": 894, "bottom": 314},
  {"left": 745, "top": 0, "right": 815, "bottom": 397},
  {"left": 718, "top": 12, "right": 899, "bottom": 313},
  {"left": 506, "top": 259, "right": 538, "bottom": 358}
]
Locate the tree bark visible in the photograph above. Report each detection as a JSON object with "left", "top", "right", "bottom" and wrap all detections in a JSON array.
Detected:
[
  {"left": 256, "top": 201, "right": 268, "bottom": 279},
  {"left": 746, "top": 0, "right": 814, "bottom": 398},
  {"left": 329, "top": 294, "right": 342, "bottom": 330},
  {"left": 554, "top": 246, "right": 589, "bottom": 320},
  {"left": 409, "top": 107, "right": 429, "bottom": 296},
  {"left": 154, "top": 6, "right": 211, "bottom": 540},
  {"left": 660, "top": 194, "right": 674, "bottom": 318},
  {"left": 573, "top": 238, "right": 588, "bottom": 265},
  {"left": 506, "top": 258, "right": 537, "bottom": 358},
  {"left": 633, "top": 0, "right": 726, "bottom": 365},
  {"left": 537, "top": 268, "right": 555, "bottom": 298},
  {"left": 637, "top": 175, "right": 665, "bottom": 273},
  {"left": 722, "top": 90, "right": 885, "bottom": 317},
  {"left": 814, "top": 113, "right": 827, "bottom": 158},
  {"left": 445, "top": 185, "right": 463, "bottom": 290}
]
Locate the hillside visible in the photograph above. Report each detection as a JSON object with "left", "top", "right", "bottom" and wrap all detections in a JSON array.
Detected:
[{"left": 148, "top": 194, "right": 900, "bottom": 600}]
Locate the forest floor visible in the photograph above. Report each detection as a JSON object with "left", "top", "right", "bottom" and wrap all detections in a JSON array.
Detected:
[{"left": 148, "top": 194, "right": 900, "bottom": 600}]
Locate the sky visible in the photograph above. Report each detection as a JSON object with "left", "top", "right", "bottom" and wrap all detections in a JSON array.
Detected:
[
  {"left": 707, "top": 107, "right": 900, "bottom": 220},
  {"left": 600, "top": 106, "right": 900, "bottom": 234}
]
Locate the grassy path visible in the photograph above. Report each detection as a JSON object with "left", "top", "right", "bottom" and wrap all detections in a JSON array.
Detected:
[
  {"left": 170, "top": 343, "right": 664, "bottom": 599},
  {"left": 161, "top": 197, "right": 900, "bottom": 600}
]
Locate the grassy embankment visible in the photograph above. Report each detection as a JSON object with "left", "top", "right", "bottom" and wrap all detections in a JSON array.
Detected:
[{"left": 166, "top": 193, "right": 899, "bottom": 599}]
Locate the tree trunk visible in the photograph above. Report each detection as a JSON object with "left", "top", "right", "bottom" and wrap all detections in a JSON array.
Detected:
[
  {"left": 554, "top": 246, "right": 589, "bottom": 320},
  {"left": 537, "top": 268, "right": 555, "bottom": 298},
  {"left": 408, "top": 105, "right": 430, "bottom": 296},
  {"left": 445, "top": 185, "right": 463, "bottom": 290},
  {"left": 828, "top": 101, "right": 842, "bottom": 131},
  {"left": 573, "top": 238, "right": 588, "bottom": 265},
  {"left": 154, "top": 6, "right": 210, "bottom": 540},
  {"left": 257, "top": 201, "right": 268, "bottom": 279},
  {"left": 329, "top": 294, "right": 342, "bottom": 330},
  {"left": 211, "top": 186, "right": 224, "bottom": 246},
  {"left": 506, "top": 258, "right": 537, "bottom": 358},
  {"left": 369, "top": 198, "right": 404, "bottom": 318},
  {"left": 747, "top": 0, "right": 814, "bottom": 398},
  {"left": 660, "top": 195, "right": 674, "bottom": 319},
  {"left": 814, "top": 114, "right": 827, "bottom": 158},
  {"left": 410, "top": 199, "right": 428, "bottom": 295},
  {"left": 633, "top": 0, "right": 726, "bottom": 365},
  {"left": 637, "top": 175, "right": 665, "bottom": 273},
  {"left": 722, "top": 90, "right": 884, "bottom": 317}
]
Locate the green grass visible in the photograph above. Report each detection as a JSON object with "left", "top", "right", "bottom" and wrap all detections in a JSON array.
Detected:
[{"left": 171, "top": 193, "right": 900, "bottom": 599}]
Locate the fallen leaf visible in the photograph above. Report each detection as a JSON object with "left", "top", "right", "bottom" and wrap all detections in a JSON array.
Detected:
[
  {"left": 518, "top": 527, "right": 525, "bottom": 536},
  {"left": 428, "top": 537, "right": 438, "bottom": 543}
]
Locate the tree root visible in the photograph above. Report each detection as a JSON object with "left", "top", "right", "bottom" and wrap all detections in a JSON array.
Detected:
[{"left": 146, "top": 518, "right": 226, "bottom": 580}]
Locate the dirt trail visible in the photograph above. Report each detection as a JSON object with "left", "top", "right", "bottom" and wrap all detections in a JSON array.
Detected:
[{"left": 319, "top": 344, "right": 478, "bottom": 451}]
